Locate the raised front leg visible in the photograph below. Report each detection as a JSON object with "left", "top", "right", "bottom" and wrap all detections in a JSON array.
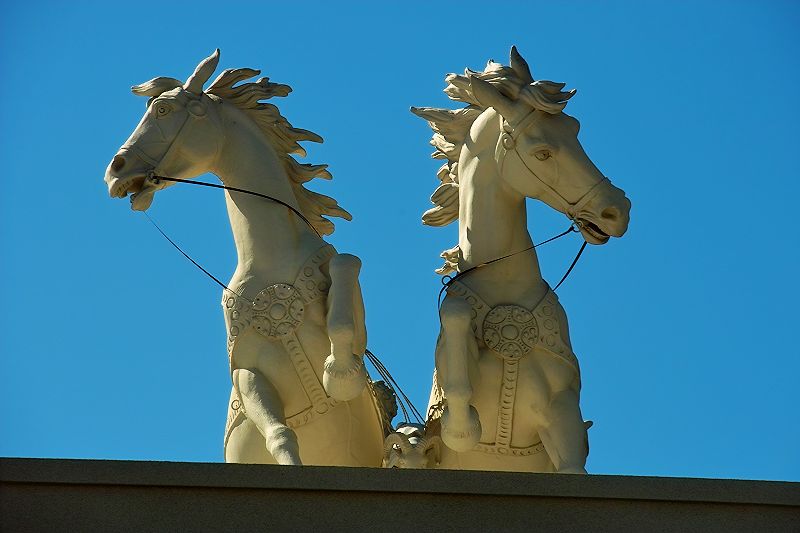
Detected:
[
  {"left": 437, "top": 297, "right": 482, "bottom": 452},
  {"left": 323, "top": 253, "right": 368, "bottom": 401},
  {"left": 232, "top": 368, "right": 301, "bottom": 465}
]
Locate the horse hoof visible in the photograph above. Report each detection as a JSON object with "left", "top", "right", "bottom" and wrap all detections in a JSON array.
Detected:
[
  {"left": 323, "top": 355, "right": 367, "bottom": 401},
  {"left": 441, "top": 405, "right": 481, "bottom": 452}
]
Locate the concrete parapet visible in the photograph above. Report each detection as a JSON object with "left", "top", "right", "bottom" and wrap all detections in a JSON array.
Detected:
[{"left": 1, "top": 458, "right": 798, "bottom": 532}]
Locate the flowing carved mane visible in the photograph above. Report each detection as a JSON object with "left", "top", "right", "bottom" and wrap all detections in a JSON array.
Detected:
[
  {"left": 205, "top": 69, "right": 350, "bottom": 235},
  {"left": 412, "top": 47, "right": 575, "bottom": 273}
]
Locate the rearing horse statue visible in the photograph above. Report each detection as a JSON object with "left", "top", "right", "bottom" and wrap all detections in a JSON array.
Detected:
[
  {"left": 413, "top": 47, "right": 631, "bottom": 473},
  {"left": 103, "top": 50, "right": 389, "bottom": 466}
]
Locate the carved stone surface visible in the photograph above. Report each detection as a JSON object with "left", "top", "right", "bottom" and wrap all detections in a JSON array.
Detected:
[
  {"left": 103, "top": 50, "right": 387, "bottom": 467},
  {"left": 483, "top": 305, "right": 538, "bottom": 360},
  {"left": 101, "top": 46, "right": 632, "bottom": 474},
  {"left": 383, "top": 424, "right": 442, "bottom": 469},
  {"left": 414, "top": 46, "right": 630, "bottom": 473},
  {"left": 252, "top": 284, "right": 305, "bottom": 339}
]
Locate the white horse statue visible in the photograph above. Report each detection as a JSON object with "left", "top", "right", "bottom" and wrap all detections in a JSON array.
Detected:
[
  {"left": 412, "top": 47, "right": 631, "bottom": 473},
  {"left": 103, "top": 50, "right": 391, "bottom": 466}
]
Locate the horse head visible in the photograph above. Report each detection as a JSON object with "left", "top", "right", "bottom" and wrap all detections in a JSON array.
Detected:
[
  {"left": 104, "top": 50, "right": 224, "bottom": 211},
  {"left": 470, "top": 47, "right": 630, "bottom": 244},
  {"left": 417, "top": 47, "right": 630, "bottom": 246}
]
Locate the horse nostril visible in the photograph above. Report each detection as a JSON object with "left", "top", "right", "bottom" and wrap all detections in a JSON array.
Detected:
[
  {"left": 601, "top": 207, "right": 620, "bottom": 221},
  {"left": 111, "top": 155, "right": 126, "bottom": 172}
]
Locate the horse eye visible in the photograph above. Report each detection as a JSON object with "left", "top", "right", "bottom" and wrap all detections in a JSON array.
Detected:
[{"left": 535, "top": 150, "right": 551, "bottom": 161}]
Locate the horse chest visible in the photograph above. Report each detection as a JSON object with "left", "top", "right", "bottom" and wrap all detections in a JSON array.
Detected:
[
  {"left": 445, "top": 280, "right": 579, "bottom": 455},
  {"left": 446, "top": 281, "right": 577, "bottom": 370},
  {"left": 224, "top": 245, "right": 335, "bottom": 355},
  {"left": 224, "top": 245, "right": 343, "bottom": 438}
]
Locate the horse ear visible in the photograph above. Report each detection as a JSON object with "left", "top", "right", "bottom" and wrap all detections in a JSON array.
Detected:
[
  {"left": 184, "top": 49, "right": 221, "bottom": 95},
  {"left": 510, "top": 46, "right": 533, "bottom": 83},
  {"left": 468, "top": 74, "right": 515, "bottom": 118},
  {"left": 131, "top": 77, "right": 182, "bottom": 97}
]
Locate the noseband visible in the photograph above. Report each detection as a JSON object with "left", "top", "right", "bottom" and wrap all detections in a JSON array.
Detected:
[{"left": 494, "top": 110, "right": 610, "bottom": 226}]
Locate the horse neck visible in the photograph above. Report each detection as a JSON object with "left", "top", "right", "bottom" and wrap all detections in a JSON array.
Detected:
[
  {"left": 212, "top": 112, "right": 324, "bottom": 287},
  {"left": 457, "top": 146, "right": 545, "bottom": 295}
]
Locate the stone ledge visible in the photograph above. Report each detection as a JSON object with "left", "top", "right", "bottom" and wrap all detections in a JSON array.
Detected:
[{"left": 2, "top": 458, "right": 798, "bottom": 532}]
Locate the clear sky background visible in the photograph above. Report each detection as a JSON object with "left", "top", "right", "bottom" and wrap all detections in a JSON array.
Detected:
[{"left": 1, "top": 1, "right": 798, "bottom": 481}]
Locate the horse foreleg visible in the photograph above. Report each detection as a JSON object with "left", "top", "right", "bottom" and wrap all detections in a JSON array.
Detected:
[
  {"left": 323, "top": 253, "right": 368, "bottom": 401},
  {"left": 536, "top": 386, "right": 588, "bottom": 474},
  {"left": 438, "top": 297, "right": 481, "bottom": 452},
  {"left": 232, "top": 368, "right": 301, "bottom": 465}
]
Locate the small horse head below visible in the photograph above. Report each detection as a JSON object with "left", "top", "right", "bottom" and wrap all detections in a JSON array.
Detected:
[
  {"left": 414, "top": 46, "right": 630, "bottom": 245},
  {"left": 104, "top": 50, "right": 226, "bottom": 211}
]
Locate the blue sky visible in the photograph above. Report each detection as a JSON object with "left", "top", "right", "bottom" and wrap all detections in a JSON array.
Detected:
[{"left": 1, "top": 1, "right": 798, "bottom": 481}]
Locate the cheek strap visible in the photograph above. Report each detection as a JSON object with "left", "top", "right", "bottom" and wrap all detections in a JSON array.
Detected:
[{"left": 494, "top": 111, "right": 610, "bottom": 222}]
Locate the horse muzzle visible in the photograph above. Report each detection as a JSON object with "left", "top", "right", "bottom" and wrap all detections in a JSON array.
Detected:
[
  {"left": 574, "top": 184, "right": 631, "bottom": 244},
  {"left": 105, "top": 150, "right": 148, "bottom": 195}
]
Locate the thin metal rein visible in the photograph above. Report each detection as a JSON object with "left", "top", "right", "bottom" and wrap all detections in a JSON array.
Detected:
[
  {"left": 368, "top": 350, "right": 424, "bottom": 423},
  {"left": 144, "top": 212, "right": 231, "bottom": 292},
  {"left": 367, "top": 349, "right": 424, "bottom": 423},
  {"left": 152, "top": 175, "right": 322, "bottom": 238},
  {"left": 552, "top": 240, "right": 587, "bottom": 291},
  {"left": 437, "top": 224, "right": 578, "bottom": 308}
]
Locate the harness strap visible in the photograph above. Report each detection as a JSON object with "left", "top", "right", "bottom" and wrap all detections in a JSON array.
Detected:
[{"left": 122, "top": 99, "right": 193, "bottom": 176}]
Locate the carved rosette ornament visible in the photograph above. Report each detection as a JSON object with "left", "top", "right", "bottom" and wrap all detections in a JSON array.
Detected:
[
  {"left": 252, "top": 284, "right": 305, "bottom": 340},
  {"left": 483, "top": 305, "right": 539, "bottom": 360},
  {"left": 448, "top": 280, "right": 578, "bottom": 372},
  {"left": 225, "top": 246, "right": 336, "bottom": 355},
  {"left": 225, "top": 284, "right": 306, "bottom": 347}
]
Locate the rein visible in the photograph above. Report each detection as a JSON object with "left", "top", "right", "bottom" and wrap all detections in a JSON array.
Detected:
[
  {"left": 437, "top": 227, "right": 586, "bottom": 308},
  {"left": 145, "top": 174, "right": 323, "bottom": 238}
]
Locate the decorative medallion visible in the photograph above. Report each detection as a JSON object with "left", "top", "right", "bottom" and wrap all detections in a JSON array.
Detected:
[
  {"left": 482, "top": 305, "right": 539, "bottom": 360},
  {"left": 251, "top": 283, "right": 305, "bottom": 340}
]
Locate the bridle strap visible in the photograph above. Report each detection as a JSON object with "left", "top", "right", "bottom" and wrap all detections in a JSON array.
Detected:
[
  {"left": 121, "top": 99, "right": 194, "bottom": 175},
  {"left": 565, "top": 176, "right": 609, "bottom": 220},
  {"left": 494, "top": 111, "right": 610, "bottom": 225},
  {"left": 128, "top": 92, "right": 323, "bottom": 239}
]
